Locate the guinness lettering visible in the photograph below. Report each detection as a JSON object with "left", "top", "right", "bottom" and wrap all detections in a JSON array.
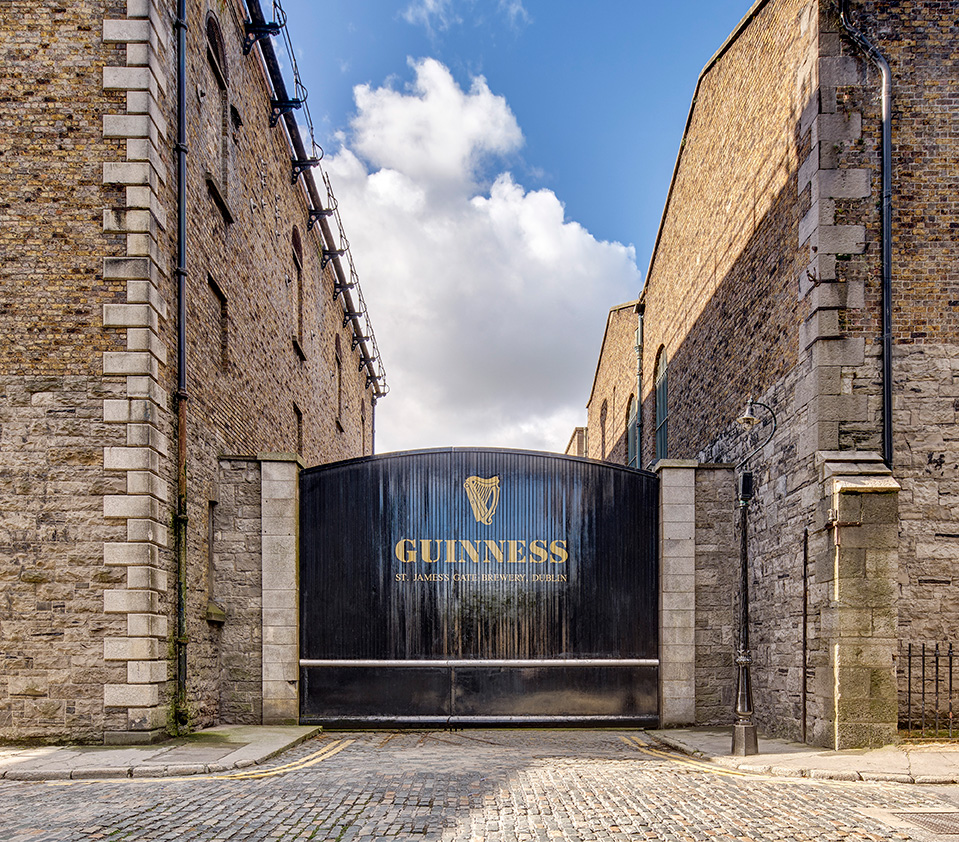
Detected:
[{"left": 394, "top": 537, "right": 568, "bottom": 565}]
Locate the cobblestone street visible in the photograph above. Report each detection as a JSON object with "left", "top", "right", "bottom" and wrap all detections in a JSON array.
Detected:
[{"left": 1, "top": 731, "right": 958, "bottom": 841}]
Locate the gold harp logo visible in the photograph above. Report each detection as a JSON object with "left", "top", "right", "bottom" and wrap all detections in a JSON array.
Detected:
[{"left": 464, "top": 476, "right": 501, "bottom": 525}]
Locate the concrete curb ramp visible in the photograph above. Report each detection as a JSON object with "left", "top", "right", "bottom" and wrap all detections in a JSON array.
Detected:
[
  {"left": 0, "top": 725, "right": 320, "bottom": 781},
  {"left": 650, "top": 727, "right": 959, "bottom": 784}
]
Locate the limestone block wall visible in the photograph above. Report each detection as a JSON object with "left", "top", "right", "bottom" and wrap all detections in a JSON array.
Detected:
[
  {"left": 99, "top": 0, "right": 174, "bottom": 744},
  {"left": 213, "top": 458, "right": 263, "bottom": 724},
  {"left": 693, "top": 465, "right": 737, "bottom": 725},
  {"left": 657, "top": 461, "right": 697, "bottom": 726}
]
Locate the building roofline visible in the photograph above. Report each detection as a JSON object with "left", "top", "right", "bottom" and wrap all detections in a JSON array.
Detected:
[
  {"left": 642, "top": 0, "right": 772, "bottom": 293},
  {"left": 585, "top": 299, "right": 639, "bottom": 408}
]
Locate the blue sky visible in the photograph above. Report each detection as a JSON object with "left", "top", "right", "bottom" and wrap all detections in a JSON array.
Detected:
[{"left": 274, "top": 0, "right": 753, "bottom": 453}]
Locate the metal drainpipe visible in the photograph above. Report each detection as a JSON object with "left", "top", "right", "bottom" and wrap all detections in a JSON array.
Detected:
[
  {"left": 838, "top": 0, "right": 893, "bottom": 468},
  {"left": 173, "top": 0, "right": 189, "bottom": 729}
]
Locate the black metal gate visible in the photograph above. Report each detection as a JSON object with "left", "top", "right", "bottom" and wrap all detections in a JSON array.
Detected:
[{"left": 299, "top": 448, "right": 659, "bottom": 726}]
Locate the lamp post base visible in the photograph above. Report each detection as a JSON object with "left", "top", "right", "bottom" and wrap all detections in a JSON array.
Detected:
[{"left": 731, "top": 722, "right": 759, "bottom": 756}]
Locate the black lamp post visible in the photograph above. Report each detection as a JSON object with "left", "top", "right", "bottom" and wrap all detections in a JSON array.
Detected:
[{"left": 732, "top": 396, "right": 777, "bottom": 756}]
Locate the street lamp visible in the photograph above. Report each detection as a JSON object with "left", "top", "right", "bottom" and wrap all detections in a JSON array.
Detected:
[{"left": 731, "top": 395, "right": 777, "bottom": 756}]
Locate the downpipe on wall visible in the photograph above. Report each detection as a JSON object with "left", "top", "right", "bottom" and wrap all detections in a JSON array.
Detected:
[
  {"left": 838, "top": 0, "right": 893, "bottom": 468},
  {"left": 173, "top": 0, "right": 190, "bottom": 731}
]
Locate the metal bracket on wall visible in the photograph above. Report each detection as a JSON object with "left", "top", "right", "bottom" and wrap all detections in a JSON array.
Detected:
[
  {"left": 307, "top": 207, "right": 334, "bottom": 232},
  {"left": 342, "top": 311, "right": 362, "bottom": 328},
  {"left": 322, "top": 248, "right": 348, "bottom": 271},
  {"left": 333, "top": 277, "right": 356, "bottom": 299},
  {"left": 242, "top": 19, "right": 282, "bottom": 55},
  {"left": 269, "top": 97, "right": 303, "bottom": 127},
  {"left": 291, "top": 157, "right": 322, "bottom": 185},
  {"left": 352, "top": 333, "right": 370, "bottom": 351}
]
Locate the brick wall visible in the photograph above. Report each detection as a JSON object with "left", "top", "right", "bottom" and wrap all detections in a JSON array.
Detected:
[
  {"left": 578, "top": 0, "right": 955, "bottom": 745},
  {"left": 585, "top": 301, "right": 639, "bottom": 464},
  {"left": 638, "top": 0, "right": 814, "bottom": 469}
]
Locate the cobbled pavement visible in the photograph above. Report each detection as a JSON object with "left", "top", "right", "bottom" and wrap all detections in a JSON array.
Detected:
[{"left": 0, "top": 730, "right": 956, "bottom": 841}]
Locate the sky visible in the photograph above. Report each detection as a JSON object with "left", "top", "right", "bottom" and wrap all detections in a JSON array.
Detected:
[{"left": 274, "top": 0, "right": 754, "bottom": 454}]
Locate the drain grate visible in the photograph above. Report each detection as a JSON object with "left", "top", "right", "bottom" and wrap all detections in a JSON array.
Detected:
[{"left": 894, "top": 812, "right": 959, "bottom": 835}]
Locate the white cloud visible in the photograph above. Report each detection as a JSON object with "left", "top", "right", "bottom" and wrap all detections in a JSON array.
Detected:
[
  {"left": 351, "top": 58, "right": 522, "bottom": 195},
  {"left": 403, "top": 0, "right": 530, "bottom": 35},
  {"left": 326, "top": 58, "right": 640, "bottom": 454},
  {"left": 498, "top": 0, "right": 530, "bottom": 29},
  {"left": 401, "top": 0, "right": 459, "bottom": 34}
]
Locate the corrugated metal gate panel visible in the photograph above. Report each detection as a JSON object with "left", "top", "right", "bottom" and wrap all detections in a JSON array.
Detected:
[{"left": 299, "top": 448, "right": 659, "bottom": 725}]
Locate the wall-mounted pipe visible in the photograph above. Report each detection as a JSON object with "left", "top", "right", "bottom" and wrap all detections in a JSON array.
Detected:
[
  {"left": 173, "top": 0, "right": 189, "bottom": 729},
  {"left": 839, "top": 0, "right": 893, "bottom": 468}
]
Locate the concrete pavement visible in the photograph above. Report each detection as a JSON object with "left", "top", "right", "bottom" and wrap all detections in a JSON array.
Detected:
[
  {"left": 0, "top": 725, "right": 320, "bottom": 781},
  {"left": 3, "top": 723, "right": 959, "bottom": 784},
  {"left": 652, "top": 726, "right": 959, "bottom": 784}
]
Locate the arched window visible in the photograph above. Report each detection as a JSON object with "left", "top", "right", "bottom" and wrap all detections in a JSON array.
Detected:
[
  {"left": 599, "top": 400, "right": 608, "bottom": 460},
  {"left": 626, "top": 394, "right": 638, "bottom": 467},
  {"left": 204, "top": 13, "right": 229, "bottom": 188},
  {"left": 361, "top": 399, "right": 367, "bottom": 455},
  {"left": 654, "top": 349, "right": 668, "bottom": 460},
  {"left": 292, "top": 226, "right": 303, "bottom": 342},
  {"left": 334, "top": 334, "right": 344, "bottom": 430}
]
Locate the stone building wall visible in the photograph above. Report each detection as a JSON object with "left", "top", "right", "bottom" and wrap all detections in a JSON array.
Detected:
[
  {"left": 836, "top": 2, "right": 959, "bottom": 660},
  {"left": 579, "top": 0, "right": 958, "bottom": 746},
  {"left": 0, "top": 0, "right": 129, "bottom": 743},
  {"left": 0, "top": 0, "right": 381, "bottom": 742}
]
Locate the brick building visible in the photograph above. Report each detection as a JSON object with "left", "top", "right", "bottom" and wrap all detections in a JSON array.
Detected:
[
  {"left": 580, "top": 0, "right": 959, "bottom": 747},
  {"left": 0, "top": 0, "right": 386, "bottom": 742}
]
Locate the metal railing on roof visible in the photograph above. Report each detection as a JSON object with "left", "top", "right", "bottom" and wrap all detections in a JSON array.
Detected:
[{"left": 244, "top": 0, "right": 388, "bottom": 399}]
